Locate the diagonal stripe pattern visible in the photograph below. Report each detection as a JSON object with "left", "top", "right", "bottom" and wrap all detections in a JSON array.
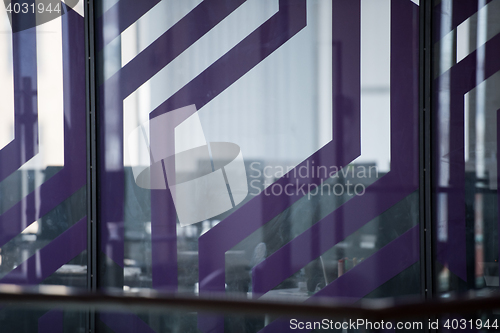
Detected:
[{"left": 97, "top": 1, "right": 420, "bottom": 333}]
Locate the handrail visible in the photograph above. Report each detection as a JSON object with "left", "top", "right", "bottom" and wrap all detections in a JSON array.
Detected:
[{"left": 0, "top": 284, "right": 497, "bottom": 319}]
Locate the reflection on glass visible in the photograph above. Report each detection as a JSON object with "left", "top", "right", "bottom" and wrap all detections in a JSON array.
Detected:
[
  {"left": 98, "top": 0, "right": 419, "bottom": 332},
  {"left": 0, "top": 3, "right": 88, "bottom": 331},
  {"left": 433, "top": 0, "right": 500, "bottom": 299}
]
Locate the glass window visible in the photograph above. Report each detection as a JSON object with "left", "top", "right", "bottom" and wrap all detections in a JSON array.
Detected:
[
  {"left": 0, "top": 2, "right": 87, "bottom": 331},
  {"left": 432, "top": 0, "right": 500, "bottom": 295},
  {"left": 97, "top": 0, "right": 420, "bottom": 331}
]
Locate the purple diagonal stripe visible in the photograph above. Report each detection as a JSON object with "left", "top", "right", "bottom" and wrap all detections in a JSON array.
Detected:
[
  {"left": 198, "top": 1, "right": 361, "bottom": 332},
  {"left": 103, "top": 0, "right": 246, "bottom": 100},
  {"left": 0, "top": 24, "right": 39, "bottom": 183},
  {"left": 0, "top": 8, "right": 86, "bottom": 246},
  {"left": 150, "top": 0, "right": 308, "bottom": 118},
  {"left": 314, "top": 226, "right": 419, "bottom": 299},
  {"left": 253, "top": 0, "right": 419, "bottom": 296},
  {"left": 155, "top": 0, "right": 308, "bottom": 295},
  {"left": 98, "top": 0, "right": 246, "bottom": 271},
  {"left": 0, "top": 167, "right": 85, "bottom": 249},
  {"left": 150, "top": 0, "right": 309, "bottom": 290},
  {"left": 38, "top": 310, "right": 63, "bottom": 333},
  {"left": 99, "top": 313, "right": 156, "bottom": 333},
  {"left": 0, "top": 9, "right": 86, "bottom": 249},
  {"left": 0, "top": 217, "right": 87, "bottom": 285},
  {"left": 258, "top": 226, "right": 420, "bottom": 333},
  {"left": 97, "top": 0, "right": 161, "bottom": 50},
  {"left": 149, "top": 107, "right": 197, "bottom": 290},
  {"left": 433, "top": 0, "right": 494, "bottom": 43},
  {"left": 434, "top": 30, "right": 500, "bottom": 281},
  {"left": 198, "top": 0, "right": 359, "bottom": 295},
  {"left": 252, "top": 179, "right": 417, "bottom": 295}
]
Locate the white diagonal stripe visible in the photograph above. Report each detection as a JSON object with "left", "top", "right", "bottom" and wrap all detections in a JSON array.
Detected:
[
  {"left": 123, "top": 0, "right": 279, "bottom": 167},
  {"left": 438, "top": 0, "right": 500, "bottom": 76},
  {"left": 61, "top": 0, "right": 84, "bottom": 17},
  {"left": 124, "top": 0, "right": 279, "bottom": 123},
  {"left": 121, "top": 0, "right": 203, "bottom": 67},
  {"left": 457, "top": 0, "right": 500, "bottom": 63},
  {"left": 102, "top": 0, "right": 202, "bottom": 81}
]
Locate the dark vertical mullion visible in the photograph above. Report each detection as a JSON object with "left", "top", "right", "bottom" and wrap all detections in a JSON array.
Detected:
[
  {"left": 423, "top": 0, "right": 434, "bottom": 301},
  {"left": 419, "top": 0, "right": 435, "bottom": 330},
  {"left": 419, "top": 0, "right": 434, "bottom": 301},
  {"left": 419, "top": 0, "right": 426, "bottom": 302},
  {"left": 85, "top": 0, "right": 98, "bottom": 332}
]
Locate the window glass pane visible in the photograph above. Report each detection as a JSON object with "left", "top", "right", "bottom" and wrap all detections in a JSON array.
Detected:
[
  {"left": 432, "top": 1, "right": 500, "bottom": 330},
  {"left": 432, "top": 0, "right": 500, "bottom": 295},
  {"left": 96, "top": 0, "right": 420, "bottom": 331},
  {"left": 0, "top": 2, "right": 88, "bottom": 331}
]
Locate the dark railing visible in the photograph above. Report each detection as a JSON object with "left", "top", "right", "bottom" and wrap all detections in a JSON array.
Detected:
[{"left": 0, "top": 284, "right": 498, "bottom": 320}]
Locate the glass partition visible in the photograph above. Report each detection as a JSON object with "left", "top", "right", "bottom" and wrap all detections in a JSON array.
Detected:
[
  {"left": 7, "top": 0, "right": 500, "bottom": 331},
  {"left": 432, "top": 0, "right": 500, "bottom": 330},
  {"left": 0, "top": 1, "right": 88, "bottom": 331},
  {"left": 432, "top": 0, "right": 500, "bottom": 295},
  {"left": 96, "top": 0, "right": 420, "bottom": 332}
]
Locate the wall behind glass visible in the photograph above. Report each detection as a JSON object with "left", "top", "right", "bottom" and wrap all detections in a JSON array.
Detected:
[
  {"left": 96, "top": 0, "right": 419, "bottom": 332},
  {"left": 0, "top": 2, "right": 88, "bottom": 332}
]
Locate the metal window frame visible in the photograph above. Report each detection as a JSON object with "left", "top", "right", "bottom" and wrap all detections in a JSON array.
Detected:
[
  {"left": 419, "top": 0, "right": 434, "bottom": 300},
  {"left": 85, "top": 0, "right": 98, "bottom": 332}
]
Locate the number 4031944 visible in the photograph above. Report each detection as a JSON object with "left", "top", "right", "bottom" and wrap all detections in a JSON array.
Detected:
[
  {"left": 6, "top": 2, "right": 61, "bottom": 14},
  {"left": 444, "top": 318, "right": 499, "bottom": 330}
]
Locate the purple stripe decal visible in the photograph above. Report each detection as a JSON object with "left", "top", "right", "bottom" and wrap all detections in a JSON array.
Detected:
[
  {"left": 158, "top": 0, "right": 307, "bottom": 292},
  {"left": 0, "top": 24, "right": 39, "bottom": 183},
  {"left": 0, "top": 168, "right": 85, "bottom": 248},
  {"left": 99, "top": 313, "right": 156, "bottom": 333},
  {"left": 198, "top": 1, "right": 359, "bottom": 331},
  {"left": 38, "top": 310, "right": 63, "bottom": 333},
  {"left": 433, "top": 0, "right": 494, "bottom": 43},
  {"left": 314, "top": 226, "right": 419, "bottom": 299},
  {"left": 150, "top": 106, "right": 196, "bottom": 289},
  {"left": 0, "top": 9, "right": 87, "bottom": 249},
  {"left": 98, "top": 0, "right": 246, "bottom": 271},
  {"left": 258, "top": 226, "right": 420, "bottom": 333},
  {"left": 434, "top": 31, "right": 500, "bottom": 281},
  {"left": 150, "top": 0, "right": 309, "bottom": 118},
  {"left": 196, "top": 0, "right": 358, "bottom": 294},
  {"left": 99, "top": 169, "right": 125, "bottom": 267},
  {"left": 97, "top": 0, "right": 161, "bottom": 50},
  {"left": 99, "top": 0, "right": 310, "bottom": 282},
  {"left": 253, "top": 0, "right": 419, "bottom": 298},
  {"left": 103, "top": 0, "right": 246, "bottom": 99},
  {"left": 0, "top": 217, "right": 87, "bottom": 285},
  {"left": 150, "top": 188, "right": 178, "bottom": 289},
  {"left": 252, "top": 182, "right": 417, "bottom": 295}
]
